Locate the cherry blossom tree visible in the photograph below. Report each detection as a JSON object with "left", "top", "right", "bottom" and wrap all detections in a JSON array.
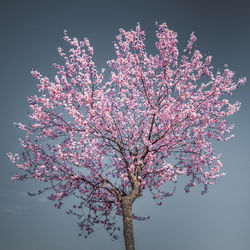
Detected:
[{"left": 8, "top": 23, "right": 246, "bottom": 250}]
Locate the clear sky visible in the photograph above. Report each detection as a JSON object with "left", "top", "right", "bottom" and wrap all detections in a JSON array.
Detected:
[{"left": 1, "top": 0, "right": 250, "bottom": 249}]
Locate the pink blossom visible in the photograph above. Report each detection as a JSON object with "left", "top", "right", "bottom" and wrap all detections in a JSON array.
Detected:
[{"left": 8, "top": 22, "right": 246, "bottom": 243}]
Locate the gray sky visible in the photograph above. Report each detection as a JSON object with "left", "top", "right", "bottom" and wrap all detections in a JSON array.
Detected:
[{"left": 1, "top": 0, "right": 250, "bottom": 249}]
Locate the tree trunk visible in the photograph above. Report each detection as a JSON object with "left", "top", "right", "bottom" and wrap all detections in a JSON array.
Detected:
[{"left": 121, "top": 199, "right": 135, "bottom": 250}]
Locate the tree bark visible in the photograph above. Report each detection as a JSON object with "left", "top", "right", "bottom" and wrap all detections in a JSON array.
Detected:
[{"left": 121, "top": 199, "right": 135, "bottom": 250}]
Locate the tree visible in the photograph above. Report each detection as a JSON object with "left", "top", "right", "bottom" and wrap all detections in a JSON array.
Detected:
[{"left": 8, "top": 22, "right": 246, "bottom": 250}]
